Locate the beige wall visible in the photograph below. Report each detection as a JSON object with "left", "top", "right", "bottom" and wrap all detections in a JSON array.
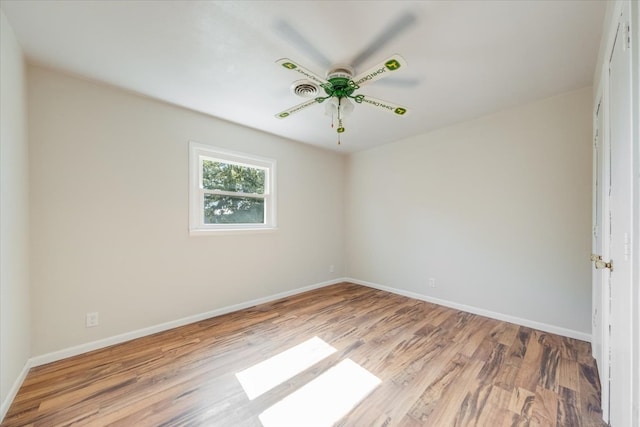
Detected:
[
  {"left": 0, "top": 11, "right": 30, "bottom": 410},
  {"left": 345, "top": 87, "right": 593, "bottom": 334},
  {"left": 28, "top": 66, "right": 345, "bottom": 356},
  {"left": 20, "top": 55, "right": 594, "bottom": 360}
]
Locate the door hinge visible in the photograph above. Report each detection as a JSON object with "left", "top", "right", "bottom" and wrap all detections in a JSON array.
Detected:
[{"left": 624, "top": 22, "right": 631, "bottom": 50}]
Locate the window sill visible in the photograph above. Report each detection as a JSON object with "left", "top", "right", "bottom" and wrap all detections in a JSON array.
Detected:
[{"left": 189, "top": 226, "right": 278, "bottom": 236}]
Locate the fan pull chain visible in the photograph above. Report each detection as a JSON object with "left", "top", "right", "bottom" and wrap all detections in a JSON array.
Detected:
[{"left": 337, "top": 98, "right": 345, "bottom": 136}]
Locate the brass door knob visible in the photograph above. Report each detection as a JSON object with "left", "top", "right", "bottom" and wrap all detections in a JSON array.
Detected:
[{"left": 591, "top": 254, "right": 613, "bottom": 270}]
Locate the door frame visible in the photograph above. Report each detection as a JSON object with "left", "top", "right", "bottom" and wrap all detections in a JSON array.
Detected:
[{"left": 591, "top": 92, "right": 610, "bottom": 423}]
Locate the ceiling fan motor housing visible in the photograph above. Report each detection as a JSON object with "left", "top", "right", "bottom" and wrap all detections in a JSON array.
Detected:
[
  {"left": 325, "top": 65, "right": 356, "bottom": 98},
  {"left": 326, "top": 65, "right": 354, "bottom": 81}
]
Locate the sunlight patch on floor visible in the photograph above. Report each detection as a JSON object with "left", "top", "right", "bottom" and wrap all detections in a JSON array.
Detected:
[
  {"left": 259, "top": 358, "right": 381, "bottom": 427},
  {"left": 235, "top": 336, "right": 337, "bottom": 400}
]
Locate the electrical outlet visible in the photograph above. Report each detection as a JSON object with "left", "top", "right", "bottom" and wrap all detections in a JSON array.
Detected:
[
  {"left": 329, "top": 264, "right": 335, "bottom": 273},
  {"left": 86, "top": 312, "right": 99, "bottom": 328},
  {"left": 429, "top": 278, "right": 436, "bottom": 288}
]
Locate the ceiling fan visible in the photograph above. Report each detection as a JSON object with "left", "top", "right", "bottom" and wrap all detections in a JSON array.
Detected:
[
  {"left": 274, "top": 55, "right": 409, "bottom": 144},
  {"left": 272, "top": 11, "right": 416, "bottom": 145}
]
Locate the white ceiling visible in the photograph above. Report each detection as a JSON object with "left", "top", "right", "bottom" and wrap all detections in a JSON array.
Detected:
[{"left": 1, "top": 0, "right": 606, "bottom": 153}]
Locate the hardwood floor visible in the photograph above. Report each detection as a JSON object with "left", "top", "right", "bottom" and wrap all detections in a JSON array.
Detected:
[{"left": 2, "top": 283, "right": 605, "bottom": 426}]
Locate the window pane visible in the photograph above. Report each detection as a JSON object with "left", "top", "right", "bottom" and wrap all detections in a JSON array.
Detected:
[
  {"left": 202, "top": 160, "right": 265, "bottom": 194},
  {"left": 204, "top": 194, "right": 265, "bottom": 224}
]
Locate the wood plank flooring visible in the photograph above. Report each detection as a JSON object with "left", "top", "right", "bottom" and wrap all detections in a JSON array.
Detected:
[{"left": 2, "top": 283, "right": 606, "bottom": 426}]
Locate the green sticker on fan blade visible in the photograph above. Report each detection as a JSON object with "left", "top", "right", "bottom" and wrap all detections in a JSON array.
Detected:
[
  {"left": 282, "top": 62, "right": 297, "bottom": 70},
  {"left": 385, "top": 59, "right": 401, "bottom": 71},
  {"left": 394, "top": 107, "right": 407, "bottom": 115}
]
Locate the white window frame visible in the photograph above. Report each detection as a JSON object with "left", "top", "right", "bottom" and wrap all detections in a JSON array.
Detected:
[{"left": 189, "top": 141, "right": 277, "bottom": 235}]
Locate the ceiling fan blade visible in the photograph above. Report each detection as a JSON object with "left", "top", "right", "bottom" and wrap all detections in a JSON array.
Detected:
[
  {"left": 274, "top": 20, "right": 332, "bottom": 69},
  {"left": 358, "top": 95, "right": 409, "bottom": 116},
  {"left": 275, "top": 98, "right": 322, "bottom": 119},
  {"left": 352, "top": 54, "right": 407, "bottom": 88},
  {"left": 276, "top": 58, "right": 330, "bottom": 89},
  {"left": 351, "top": 11, "right": 417, "bottom": 69}
]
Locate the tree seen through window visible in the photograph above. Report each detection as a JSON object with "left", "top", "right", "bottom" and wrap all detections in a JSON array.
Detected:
[{"left": 202, "top": 160, "right": 266, "bottom": 224}]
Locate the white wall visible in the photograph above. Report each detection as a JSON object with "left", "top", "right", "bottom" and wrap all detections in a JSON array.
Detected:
[
  {"left": 346, "top": 87, "right": 593, "bottom": 335},
  {"left": 28, "top": 66, "right": 345, "bottom": 357},
  {"left": 0, "top": 10, "right": 30, "bottom": 414}
]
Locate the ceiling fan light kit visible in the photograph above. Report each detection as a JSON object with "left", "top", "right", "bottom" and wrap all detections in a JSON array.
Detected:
[{"left": 275, "top": 55, "right": 409, "bottom": 145}]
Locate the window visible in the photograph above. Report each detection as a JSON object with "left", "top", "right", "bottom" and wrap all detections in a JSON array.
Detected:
[{"left": 189, "top": 142, "right": 276, "bottom": 234}]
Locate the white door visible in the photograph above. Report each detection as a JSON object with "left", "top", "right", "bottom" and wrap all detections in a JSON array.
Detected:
[
  {"left": 591, "top": 97, "right": 610, "bottom": 422},
  {"left": 608, "top": 8, "right": 633, "bottom": 427}
]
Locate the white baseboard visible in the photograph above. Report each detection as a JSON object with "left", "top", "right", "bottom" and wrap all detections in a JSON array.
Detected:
[
  {"left": 1, "top": 359, "right": 32, "bottom": 422},
  {"left": 30, "top": 278, "right": 345, "bottom": 368},
  {"left": 28, "top": 276, "right": 590, "bottom": 368},
  {"left": 2, "top": 278, "right": 344, "bottom": 422},
  {"left": 3, "top": 276, "right": 590, "bottom": 422},
  {"left": 347, "top": 278, "right": 591, "bottom": 342}
]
